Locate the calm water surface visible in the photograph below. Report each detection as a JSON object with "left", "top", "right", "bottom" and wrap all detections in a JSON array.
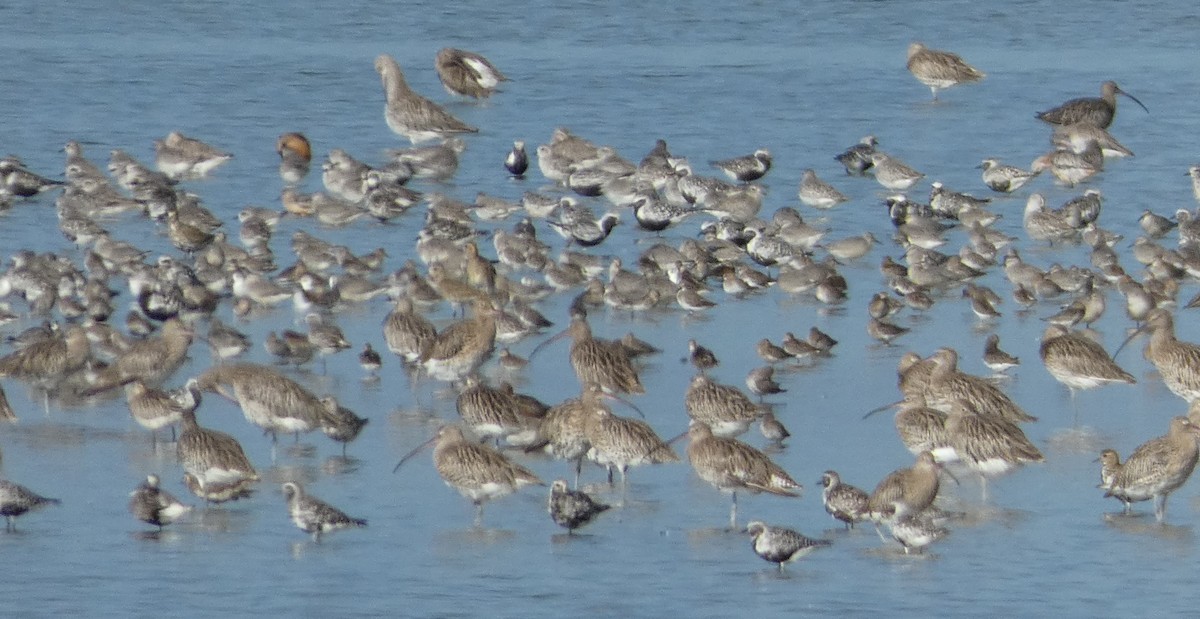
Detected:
[{"left": 1, "top": 1, "right": 1199, "bottom": 616}]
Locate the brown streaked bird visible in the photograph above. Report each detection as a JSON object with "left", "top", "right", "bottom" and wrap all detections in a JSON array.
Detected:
[
  {"left": 864, "top": 393, "right": 950, "bottom": 457},
  {"left": 532, "top": 385, "right": 602, "bottom": 488},
  {"left": 176, "top": 407, "right": 259, "bottom": 499},
  {"left": 434, "top": 47, "right": 508, "bottom": 99},
  {"left": 1036, "top": 80, "right": 1148, "bottom": 129},
  {"left": 1039, "top": 325, "right": 1134, "bottom": 407},
  {"left": 129, "top": 474, "right": 190, "bottom": 531},
  {"left": 687, "top": 421, "right": 801, "bottom": 529},
  {"left": 867, "top": 451, "right": 944, "bottom": 525},
  {"left": 533, "top": 312, "right": 644, "bottom": 395},
  {"left": 418, "top": 300, "right": 498, "bottom": 383},
  {"left": 125, "top": 380, "right": 193, "bottom": 445},
  {"left": 685, "top": 374, "right": 762, "bottom": 438},
  {"left": 281, "top": 481, "right": 367, "bottom": 541},
  {"left": 584, "top": 406, "right": 678, "bottom": 486},
  {"left": 382, "top": 297, "right": 437, "bottom": 364},
  {"left": 756, "top": 338, "right": 791, "bottom": 364},
  {"left": 1096, "top": 448, "right": 1126, "bottom": 511},
  {"left": 276, "top": 132, "right": 312, "bottom": 184},
  {"left": 0, "top": 325, "right": 90, "bottom": 407},
  {"left": 318, "top": 396, "right": 369, "bottom": 456},
  {"left": 84, "top": 318, "right": 193, "bottom": 394},
  {"left": 395, "top": 425, "right": 543, "bottom": 526},
  {"left": 687, "top": 339, "right": 719, "bottom": 373},
  {"left": 455, "top": 375, "right": 531, "bottom": 446},
  {"left": 924, "top": 347, "right": 1037, "bottom": 424},
  {"left": 375, "top": 53, "right": 478, "bottom": 144},
  {"left": 937, "top": 403, "right": 1044, "bottom": 500},
  {"left": 906, "top": 42, "right": 986, "bottom": 101},
  {"left": 195, "top": 363, "right": 326, "bottom": 443},
  {"left": 745, "top": 521, "right": 830, "bottom": 571},
  {"left": 820, "top": 470, "right": 870, "bottom": 529},
  {"left": 182, "top": 473, "right": 255, "bottom": 505},
  {"left": 1121, "top": 308, "right": 1200, "bottom": 404},
  {"left": 1105, "top": 416, "right": 1200, "bottom": 522},
  {"left": 548, "top": 479, "right": 611, "bottom": 534},
  {"left": 868, "top": 317, "right": 909, "bottom": 345}
]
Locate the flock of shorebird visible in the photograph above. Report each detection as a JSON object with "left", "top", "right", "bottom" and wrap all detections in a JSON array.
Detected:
[{"left": 0, "top": 40, "right": 1194, "bottom": 571}]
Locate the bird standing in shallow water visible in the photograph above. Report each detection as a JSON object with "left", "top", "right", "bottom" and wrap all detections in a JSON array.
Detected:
[
  {"left": 1036, "top": 81, "right": 1147, "bottom": 129},
  {"left": 1104, "top": 416, "right": 1200, "bottom": 522},
  {"left": 820, "top": 470, "right": 870, "bottom": 529},
  {"left": 745, "top": 521, "right": 830, "bottom": 571},
  {"left": 505, "top": 141, "right": 528, "bottom": 177},
  {"left": 906, "top": 42, "right": 985, "bottom": 101},
  {"left": 375, "top": 54, "right": 478, "bottom": 144},
  {"left": 281, "top": 482, "right": 367, "bottom": 541},
  {"left": 0, "top": 480, "right": 59, "bottom": 531},
  {"left": 129, "top": 474, "right": 190, "bottom": 531},
  {"left": 434, "top": 48, "right": 507, "bottom": 99},
  {"left": 548, "top": 479, "right": 610, "bottom": 534},
  {"left": 710, "top": 149, "right": 772, "bottom": 183}
]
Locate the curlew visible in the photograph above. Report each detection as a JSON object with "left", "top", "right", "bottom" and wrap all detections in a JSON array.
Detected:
[
  {"left": 196, "top": 363, "right": 326, "bottom": 443},
  {"left": 382, "top": 297, "right": 437, "bottom": 364},
  {"left": 85, "top": 318, "right": 193, "bottom": 394},
  {"left": 864, "top": 394, "right": 950, "bottom": 457},
  {"left": 418, "top": 300, "right": 498, "bottom": 383},
  {"left": 129, "top": 474, "right": 190, "bottom": 531},
  {"left": 686, "top": 421, "right": 800, "bottom": 529},
  {"left": 0, "top": 480, "right": 59, "bottom": 531},
  {"left": 938, "top": 403, "right": 1044, "bottom": 500},
  {"left": 685, "top": 374, "right": 762, "bottom": 437},
  {"left": 534, "top": 312, "right": 645, "bottom": 395},
  {"left": 281, "top": 482, "right": 367, "bottom": 541},
  {"left": 584, "top": 406, "right": 678, "bottom": 486},
  {"left": 820, "top": 470, "right": 870, "bottom": 529},
  {"left": 375, "top": 54, "right": 477, "bottom": 144},
  {"left": 531, "top": 385, "right": 602, "bottom": 487},
  {"left": 1105, "top": 416, "right": 1200, "bottom": 522},
  {"left": 906, "top": 42, "right": 985, "bottom": 101},
  {"left": 745, "top": 521, "right": 830, "bottom": 571},
  {"left": 1036, "top": 81, "right": 1148, "bottom": 129},
  {"left": 395, "top": 425, "right": 543, "bottom": 526},
  {"left": 434, "top": 48, "right": 507, "bottom": 99},
  {"left": 182, "top": 473, "right": 255, "bottom": 505},
  {"left": 177, "top": 407, "right": 259, "bottom": 499},
  {"left": 0, "top": 324, "right": 90, "bottom": 408},
  {"left": 1122, "top": 308, "right": 1200, "bottom": 404},
  {"left": 548, "top": 479, "right": 611, "bottom": 534},
  {"left": 1039, "top": 325, "right": 1134, "bottom": 409},
  {"left": 455, "top": 375, "right": 529, "bottom": 446},
  {"left": 925, "top": 347, "right": 1037, "bottom": 424}
]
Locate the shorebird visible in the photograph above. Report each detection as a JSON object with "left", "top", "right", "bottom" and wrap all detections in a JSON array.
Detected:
[
  {"left": 834, "top": 136, "right": 878, "bottom": 175},
  {"left": 129, "top": 474, "right": 190, "bottom": 531},
  {"left": 710, "top": 149, "right": 772, "bottom": 182},
  {"left": 797, "top": 168, "right": 849, "bottom": 209},
  {"left": 687, "top": 339, "right": 719, "bottom": 373},
  {"left": 867, "top": 451, "right": 943, "bottom": 524},
  {"left": 85, "top": 318, "right": 193, "bottom": 394},
  {"left": 1039, "top": 325, "right": 1134, "bottom": 408},
  {"left": 1097, "top": 448, "right": 1125, "bottom": 509},
  {"left": 548, "top": 479, "right": 610, "bottom": 534},
  {"left": 745, "top": 521, "right": 830, "bottom": 571},
  {"left": 1122, "top": 308, "right": 1200, "bottom": 404},
  {"left": 686, "top": 421, "right": 800, "bottom": 528},
  {"left": 0, "top": 480, "right": 59, "bottom": 531},
  {"left": 1105, "top": 416, "right": 1200, "bottom": 522},
  {"left": 870, "top": 153, "right": 924, "bottom": 190},
  {"left": 534, "top": 312, "right": 645, "bottom": 395},
  {"left": 0, "top": 324, "right": 89, "bottom": 408},
  {"left": 820, "top": 470, "right": 870, "bottom": 529},
  {"left": 318, "top": 396, "right": 369, "bottom": 456},
  {"left": 276, "top": 132, "right": 312, "bottom": 184},
  {"left": 532, "top": 385, "right": 603, "bottom": 487},
  {"left": 417, "top": 300, "right": 497, "bottom": 383},
  {"left": 759, "top": 411, "right": 790, "bottom": 444},
  {"left": 177, "top": 406, "right": 259, "bottom": 498},
  {"left": 906, "top": 42, "right": 985, "bottom": 101},
  {"left": 983, "top": 334, "right": 1020, "bottom": 374},
  {"left": 125, "top": 380, "right": 193, "bottom": 445},
  {"left": 1036, "top": 81, "right": 1148, "bottom": 129},
  {"left": 434, "top": 48, "right": 507, "bottom": 99},
  {"left": 0, "top": 157, "right": 64, "bottom": 198},
  {"left": 746, "top": 367, "right": 786, "bottom": 402},
  {"left": 153, "top": 131, "right": 233, "bottom": 180},
  {"left": 924, "top": 347, "right": 1037, "bottom": 424},
  {"left": 684, "top": 374, "right": 762, "bottom": 437},
  {"left": 1023, "top": 193, "right": 1076, "bottom": 244},
  {"left": 584, "top": 405, "right": 678, "bottom": 486},
  {"left": 382, "top": 297, "right": 437, "bottom": 364},
  {"left": 395, "top": 425, "right": 543, "bottom": 526},
  {"left": 182, "top": 473, "right": 255, "bottom": 505},
  {"left": 375, "top": 53, "right": 478, "bottom": 144},
  {"left": 978, "top": 159, "right": 1039, "bottom": 193},
  {"left": 888, "top": 513, "right": 950, "bottom": 554},
  {"left": 938, "top": 399, "right": 1044, "bottom": 500},
  {"left": 196, "top": 363, "right": 326, "bottom": 443},
  {"left": 505, "top": 141, "right": 528, "bottom": 177},
  {"left": 281, "top": 482, "right": 367, "bottom": 541}
]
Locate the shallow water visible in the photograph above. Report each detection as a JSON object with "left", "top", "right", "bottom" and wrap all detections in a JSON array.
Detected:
[{"left": 0, "top": 0, "right": 1198, "bottom": 616}]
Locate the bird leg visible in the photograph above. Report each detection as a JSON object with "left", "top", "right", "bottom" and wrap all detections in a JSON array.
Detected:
[{"left": 729, "top": 491, "right": 739, "bottom": 530}]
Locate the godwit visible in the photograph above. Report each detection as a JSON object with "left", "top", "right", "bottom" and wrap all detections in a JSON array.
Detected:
[
  {"left": 820, "top": 470, "right": 870, "bottom": 529},
  {"left": 797, "top": 169, "right": 848, "bottom": 209},
  {"left": 548, "top": 479, "right": 611, "bottom": 534},
  {"left": 1039, "top": 325, "right": 1134, "bottom": 407},
  {"left": 276, "top": 132, "right": 312, "bottom": 184},
  {"left": 867, "top": 451, "right": 943, "bottom": 524},
  {"left": 125, "top": 380, "right": 192, "bottom": 445},
  {"left": 925, "top": 347, "right": 1037, "bottom": 424},
  {"left": 864, "top": 394, "right": 950, "bottom": 457},
  {"left": 0, "top": 480, "right": 59, "bottom": 531},
  {"left": 686, "top": 421, "right": 800, "bottom": 528},
  {"left": 153, "top": 131, "right": 233, "bottom": 180},
  {"left": 85, "top": 318, "right": 193, "bottom": 394},
  {"left": 745, "top": 521, "right": 830, "bottom": 571},
  {"left": 375, "top": 54, "right": 477, "bottom": 144},
  {"left": 710, "top": 149, "right": 772, "bottom": 183},
  {"left": 939, "top": 402, "right": 1043, "bottom": 500},
  {"left": 1036, "top": 81, "right": 1147, "bottom": 129},
  {"left": 888, "top": 513, "right": 950, "bottom": 555},
  {"left": 434, "top": 48, "right": 507, "bottom": 99},
  {"left": 1105, "top": 416, "right": 1200, "bottom": 522},
  {"left": 417, "top": 299, "right": 497, "bottom": 383},
  {"left": 281, "top": 482, "right": 367, "bottom": 541},
  {"left": 906, "top": 42, "right": 985, "bottom": 101},
  {"left": 534, "top": 312, "right": 644, "bottom": 395},
  {"left": 978, "top": 158, "right": 1039, "bottom": 193},
  {"left": 196, "top": 363, "right": 325, "bottom": 443},
  {"left": 129, "top": 474, "right": 190, "bottom": 531},
  {"left": 584, "top": 406, "right": 678, "bottom": 486},
  {"left": 685, "top": 374, "right": 762, "bottom": 437},
  {"left": 396, "top": 425, "right": 543, "bottom": 526}
]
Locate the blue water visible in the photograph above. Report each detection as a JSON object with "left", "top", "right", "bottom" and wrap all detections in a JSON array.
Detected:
[{"left": 0, "top": 0, "right": 1198, "bottom": 616}]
